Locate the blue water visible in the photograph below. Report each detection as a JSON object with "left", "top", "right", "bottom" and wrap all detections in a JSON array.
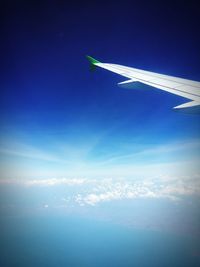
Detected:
[{"left": 0, "top": 215, "right": 199, "bottom": 267}]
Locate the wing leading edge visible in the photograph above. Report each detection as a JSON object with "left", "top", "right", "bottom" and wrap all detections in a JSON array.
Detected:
[{"left": 86, "top": 56, "right": 200, "bottom": 113}]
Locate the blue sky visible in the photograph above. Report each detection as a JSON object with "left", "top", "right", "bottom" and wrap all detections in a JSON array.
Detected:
[
  {"left": 1, "top": 4, "right": 200, "bottom": 266},
  {"left": 0, "top": 0, "right": 200, "bottom": 179}
]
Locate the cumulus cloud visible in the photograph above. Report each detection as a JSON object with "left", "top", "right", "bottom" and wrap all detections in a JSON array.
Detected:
[
  {"left": 1, "top": 176, "right": 200, "bottom": 206},
  {"left": 84, "top": 190, "right": 122, "bottom": 206},
  {"left": 60, "top": 176, "right": 200, "bottom": 206}
]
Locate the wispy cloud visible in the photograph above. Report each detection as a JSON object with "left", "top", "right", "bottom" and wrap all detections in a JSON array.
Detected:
[
  {"left": 0, "top": 146, "right": 62, "bottom": 163},
  {"left": 95, "top": 140, "right": 200, "bottom": 166},
  {"left": 0, "top": 137, "right": 199, "bottom": 179}
]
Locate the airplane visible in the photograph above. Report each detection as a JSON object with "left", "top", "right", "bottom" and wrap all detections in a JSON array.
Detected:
[{"left": 86, "top": 56, "right": 200, "bottom": 113}]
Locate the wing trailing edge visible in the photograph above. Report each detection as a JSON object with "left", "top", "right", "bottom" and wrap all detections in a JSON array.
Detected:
[{"left": 86, "top": 56, "right": 200, "bottom": 113}]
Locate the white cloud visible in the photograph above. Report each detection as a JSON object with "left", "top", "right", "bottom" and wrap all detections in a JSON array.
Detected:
[
  {"left": 1, "top": 175, "right": 200, "bottom": 206},
  {"left": 84, "top": 190, "right": 122, "bottom": 206},
  {"left": 94, "top": 139, "right": 200, "bottom": 167},
  {"left": 0, "top": 144, "right": 63, "bottom": 163},
  {"left": 25, "top": 178, "right": 86, "bottom": 186},
  {"left": 81, "top": 176, "right": 200, "bottom": 205},
  {"left": 0, "top": 177, "right": 87, "bottom": 186}
]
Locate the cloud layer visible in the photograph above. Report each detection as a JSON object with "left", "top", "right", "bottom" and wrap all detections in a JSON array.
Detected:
[{"left": 1, "top": 175, "right": 200, "bottom": 206}]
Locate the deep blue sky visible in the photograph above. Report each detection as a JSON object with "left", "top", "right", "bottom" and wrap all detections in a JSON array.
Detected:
[{"left": 0, "top": 0, "right": 200, "bottom": 178}]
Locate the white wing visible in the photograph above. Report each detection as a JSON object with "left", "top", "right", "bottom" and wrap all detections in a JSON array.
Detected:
[{"left": 87, "top": 56, "right": 200, "bottom": 112}]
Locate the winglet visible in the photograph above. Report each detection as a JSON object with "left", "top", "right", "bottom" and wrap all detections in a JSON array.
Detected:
[
  {"left": 86, "top": 55, "right": 101, "bottom": 71},
  {"left": 86, "top": 55, "right": 101, "bottom": 64}
]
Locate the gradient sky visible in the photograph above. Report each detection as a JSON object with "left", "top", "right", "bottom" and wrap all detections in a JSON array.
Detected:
[
  {"left": 1, "top": 3, "right": 200, "bottom": 267},
  {"left": 1, "top": 0, "right": 200, "bottom": 179}
]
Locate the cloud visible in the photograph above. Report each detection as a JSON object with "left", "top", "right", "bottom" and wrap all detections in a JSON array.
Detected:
[
  {"left": 96, "top": 140, "right": 200, "bottom": 166},
  {"left": 78, "top": 176, "right": 200, "bottom": 205},
  {"left": 25, "top": 178, "right": 87, "bottom": 186},
  {"left": 0, "top": 137, "right": 199, "bottom": 180},
  {"left": 0, "top": 144, "right": 64, "bottom": 163},
  {"left": 0, "top": 178, "right": 87, "bottom": 186},
  {"left": 84, "top": 191, "right": 122, "bottom": 206},
  {"left": 1, "top": 174, "right": 200, "bottom": 206}
]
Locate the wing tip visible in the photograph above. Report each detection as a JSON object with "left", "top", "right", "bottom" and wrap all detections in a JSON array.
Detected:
[
  {"left": 173, "top": 101, "right": 199, "bottom": 109},
  {"left": 86, "top": 55, "right": 101, "bottom": 65},
  {"left": 173, "top": 101, "right": 200, "bottom": 114}
]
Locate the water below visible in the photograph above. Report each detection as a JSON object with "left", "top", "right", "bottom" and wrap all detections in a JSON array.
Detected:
[{"left": 0, "top": 215, "right": 199, "bottom": 267}]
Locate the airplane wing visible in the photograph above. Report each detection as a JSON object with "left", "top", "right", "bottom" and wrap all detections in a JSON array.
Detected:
[{"left": 86, "top": 56, "right": 200, "bottom": 112}]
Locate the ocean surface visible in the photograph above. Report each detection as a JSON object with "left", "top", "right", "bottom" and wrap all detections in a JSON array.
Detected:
[{"left": 0, "top": 215, "right": 199, "bottom": 267}]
